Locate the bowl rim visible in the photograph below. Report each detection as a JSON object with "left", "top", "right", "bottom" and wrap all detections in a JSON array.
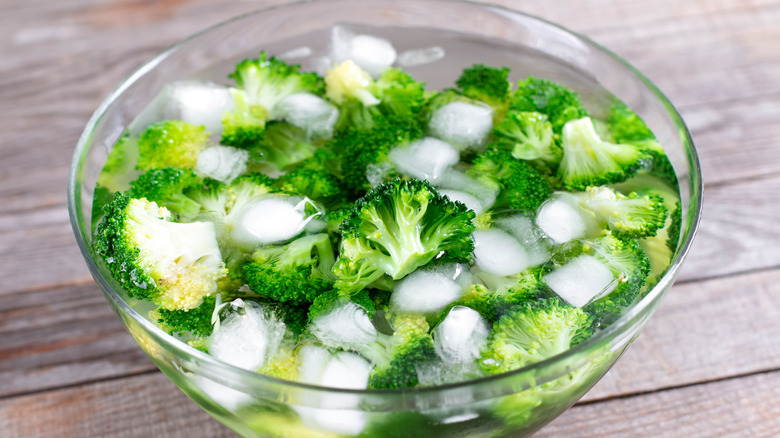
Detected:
[{"left": 68, "top": 0, "right": 703, "bottom": 400}]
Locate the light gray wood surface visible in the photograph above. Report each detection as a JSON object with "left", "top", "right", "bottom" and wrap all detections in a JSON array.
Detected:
[{"left": 1, "top": 0, "right": 775, "bottom": 436}]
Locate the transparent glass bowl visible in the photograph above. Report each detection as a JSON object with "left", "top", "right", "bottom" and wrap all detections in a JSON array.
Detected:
[{"left": 67, "top": 1, "right": 702, "bottom": 436}]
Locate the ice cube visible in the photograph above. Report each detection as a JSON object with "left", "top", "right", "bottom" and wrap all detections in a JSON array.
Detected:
[
  {"left": 321, "top": 352, "right": 371, "bottom": 390},
  {"left": 297, "top": 344, "right": 333, "bottom": 385},
  {"left": 433, "top": 306, "right": 490, "bottom": 364},
  {"left": 535, "top": 195, "right": 590, "bottom": 244},
  {"left": 389, "top": 137, "right": 460, "bottom": 183},
  {"left": 163, "top": 81, "right": 234, "bottom": 137},
  {"left": 494, "top": 215, "right": 552, "bottom": 267},
  {"left": 208, "top": 301, "right": 285, "bottom": 371},
  {"left": 544, "top": 254, "right": 618, "bottom": 307},
  {"left": 473, "top": 229, "right": 531, "bottom": 277},
  {"left": 438, "top": 189, "right": 484, "bottom": 215},
  {"left": 273, "top": 92, "right": 339, "bottom": 139},
  {"left": 390, "top": 269, "right": 464, "bottom": 315},
  {"left": 331, "top": 26, "right": 396, "bottom": 77},
  {"left": 397, "top": 46, "right": 446, "bottom": 67},
  {"left": 428, "top": 102, "right": 493, "bottom": 151},
  {"left": 436, "top": 169, "right": 498, "bottom": 211},
  {"left": 194, "top": 145, "right": 249, "bottom": 184},
  {"left": 309, "top": 299, "right": 378, "bottom": 349},
  {"left": 230, "top": 197, "right": 312, "bottom": 248}
]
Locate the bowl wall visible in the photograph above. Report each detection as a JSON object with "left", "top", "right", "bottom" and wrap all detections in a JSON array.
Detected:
[{"left": 68, "top": 1, "right": 702, "bottom": 436}]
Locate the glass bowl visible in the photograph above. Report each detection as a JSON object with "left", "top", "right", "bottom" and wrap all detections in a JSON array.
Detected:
[{"left": 67, "top": 0, "right": 702, "bottom": 436}]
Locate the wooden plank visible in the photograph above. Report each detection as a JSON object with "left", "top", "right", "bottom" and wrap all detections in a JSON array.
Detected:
[
  {"left": 0, "top": 283, "right": 153, "bottom": 398},
  {"left": 539, "top": 371, "right": 780, "bottom": 437},
  {"left": 0, "top": 372, "right": 236, "bottom": 438},
  {"left": 583, "top": 267, "right": 780, "bottom": 401}
]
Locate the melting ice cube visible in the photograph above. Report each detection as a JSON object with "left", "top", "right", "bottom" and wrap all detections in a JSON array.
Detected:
[
  {"left": 544, "top": 255, "right": 618, "bottom": 307},
  {"left": 433, "top": 306, "right": 491, "bottom": 364},
  {"left": 195, "top": 145, "right": 248, "bottom": 184},
  {"left": 428, "top": 102, "right": 493, "bottom": 151}
]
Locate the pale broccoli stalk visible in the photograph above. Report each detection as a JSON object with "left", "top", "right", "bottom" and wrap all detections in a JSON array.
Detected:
[
  {"left": 557, "top": 117, "right": 650, "bottom": 190},
  {"left": 95, "top": 194, "right": 225, "bottom": 311}
]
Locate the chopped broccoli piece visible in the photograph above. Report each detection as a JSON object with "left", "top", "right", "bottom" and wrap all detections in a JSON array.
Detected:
[
  {"left": 666, "top": 201, "right": 682, "bottom": 252},
  {"left": 557, "top": 117, "right": 650, "bottom": 190},
  {"left": 243, "top": 233, "right": 336, "bottom": 305},
  {"left": 458, "top": 268, "right": 547, "bottom": 322},
  {"left": 275, "top": 149, "right": 348, "bottom": 209},
  {"left": 127, "top": 167, "right": 203, "bottom": 220},
  {"left": 468, "top": 149, "right": 552, "bottom": 212},
  {"left": 577, "top": 186, "right": 668, "bottom": 239},
  {"left": 251, "top": 121, "right": 319, "bottom": 171},
  {"left": 333, "top": 178, "right": 476, "bottom": 294},
  {"left": 493, "top": 110, "right": 560, "bottom": 173},
  {"left": 455, "top": 64, "right": 512, "bottom": 116},
  {"left": 480, "top": 298, "right": 593, "bottom": 374},
  {"left": 137, "top": 120, "right": 210, "bottom": 171},
  {"left": 511, "top": 77, "right": 589, "bottom": 134},
  {"left": 220, "top": 88, "right": 266, "bottom": 148},
  {"left": 95, "top": 194, "right": 225, "bottom": 310},
  {"left": 154, "top": 294, "right": 218, "bottom": 338},
  {"left": 332, "top": 115, "right": 425, "bottom": 195},
  {"left": 367, "top": 314, "right": 437, "bottom": 389}
]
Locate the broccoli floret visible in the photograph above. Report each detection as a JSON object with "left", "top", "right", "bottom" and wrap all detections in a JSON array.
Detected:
[
  {"left": 154, "top": 294, "right": 218, "bottom": 338},
  {"left": 243, "top": 233, "right": 336, "bottom": 305},
  {"left": 666, "top": 201, "right": 682, "bottom": 252},
  {"left": 480, "top": 298, "right": 593, "bottom": 374},
  {"left": 221, "top": 88, "right": 267, "bottom": 148},
  {"left": 325, "top": 62, "right": 426, "bottom": 131},
  {"left": 455, "top": 64, "right": 512, "bottom": 116},
  {"left": 575, "top": 233, "right": 651, "bottom": 325},
  {"left": 97, "top": 133, "right": 140, "bottom": 193},
  {"left": 249, "top": 121, "right": 319, "bottom": 171},
  {"left": 333, "top": 178, "right": 476, "bottom": 294},
  {"left": 458, "top": 268, "right": 547, "bottom": 322},
  {"left": 332, "top": 115, "right": 425, "bottom": 195},
  {"left": 367, "top": 314, "right": 437, "bottom": 389},
  {"left": 511, "top": 77, "right": 589, "bottom": 134},
  {"left": 95, "top": 194, "right": 225, "bottom": 311},
  {"left": 136, "top": 120, "right": 210, "bottom": 171},
  {"left": 607, "top": 102, "right": 679, "bottom": 189},
  {"left": 492, "top": 110, "right": 560, "bottom": 173},
  {"left": 557, "top": 117, "right": 650, "bottom": 190},
  {"left": 468, "top": 149, "right": 552, "bottom": 212},
  {"left": 275, "top": 149, "right": 348, "bottom": 209},
  {"left": 220, "top": 52, "right": 324, "bottom": 147},
  {"left": 577, "top": 186, "right": 668, "bottom": 239},
  {"left": 127, "top": 167, "right": 203, "bottom": 220}
]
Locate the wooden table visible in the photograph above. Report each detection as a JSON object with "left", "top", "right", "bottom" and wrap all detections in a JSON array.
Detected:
[{"left": 1, "top": 0, "right": 775, "bottom": 436}]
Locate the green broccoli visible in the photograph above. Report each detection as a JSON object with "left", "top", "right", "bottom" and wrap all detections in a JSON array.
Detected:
[
  {"left": 480, "top": 298, "right": 593, "bottom": 374},
  {"left": 249, "top": 121, "right": 320, "bottom": 171},
  {"left": 492, "top": 110, "right": 560, "bottom": 174},
  {"left": 331, "top": 115, "right": 425, "bottom": 196},
  {"left": 455, "top": 64, "right": 512, "bottom": 117},
  {"left": 557, "top": 117, "right": 650, "bottom": 190},
  {"left": 95, "top": 194, "right": 225, "bottom": 311},
  {"left": 275, "top": 149, "right": 348, "bottom": 209},
  {"left": 607, "top": 102, "right": 678, "bottom": 189},
  {"left": 221, "top": 52, "right": 324, "bottom": 147},
  {"left": 154, "top": 294, "right": 219, "bottom": 338},
  {"left": 468, "top": 149, "right": 552, "bottom": 212},
  {"left": 136, "top": 120, "right": 211, "bottom": 171},
  {"left": 243, "top": 233, "right": 336, "bottom": 305},
  {"left": 333, "top": 178, "right": 476, "bottom": 294},
  {"left": 458, "top": 268, "right": 547, "bottom": 323},
  {"left": 366, "top": 313, "right": 437, "bottom": 389},
  {"left": 511, "top": 77, "right": 589, "bottom": 134},
  {"left": 577, "top": 186, "right": 668, "bottom": 239},
  {"left": 127, "top": 167, "right": 203, "bottom": 220}
]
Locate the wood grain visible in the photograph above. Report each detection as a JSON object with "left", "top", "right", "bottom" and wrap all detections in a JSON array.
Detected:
[{"left": 539, "top": 371, "right": 780, "bottom": 437}]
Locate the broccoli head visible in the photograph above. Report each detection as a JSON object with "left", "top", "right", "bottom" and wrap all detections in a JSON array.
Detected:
[
  {"left": 455, "top": 64, "right": 512, "bottom": 116},
  {"left": 275, "top": 148, "right": 348, "bottom": 209},
  {"left": 333, "top": 178, "right": 476, "bottom": 294},
  {"left": 221, "top": 88, "right": 267, "bottom": 148},
  {"left": 154, "top": 294, "right": 218, "bottom": 338},
  {"left": 557, "top": 117, "right": 650, "bottom": 190},
  {"left": 511, "top": 77, "right": 589, "bottom": 134},
  {"left": 127, "top": 167, "right": 203, "bottom": 220},
  {"left": 95, "top": 194, "right": 225, "bottom": 311},
  {"left": 459, "top": 267, "right": 547, "bottom": 323},
  {"left": 137, "top": 120, "right": 211, "bottom": 171},
  {"left": 577, "top": 186, "right": 668, "bottom": 239},
  {"left": 243, "top": 233, "right": 336, "bottom": 305},
  {"left": 480, "top": 298, "right": 593, "bottom": 374},
  {"left": 367, "top": 314, "right": 437, "bottom": 389},
  {"left": 492, "top": 110, "right": 559, "bottom": 173},
  {"left": 468, "top": 149, "right": 552, "bottom": 212},
  {"left": 251, "top": 121, "right": 319, "bottom": 171}
]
